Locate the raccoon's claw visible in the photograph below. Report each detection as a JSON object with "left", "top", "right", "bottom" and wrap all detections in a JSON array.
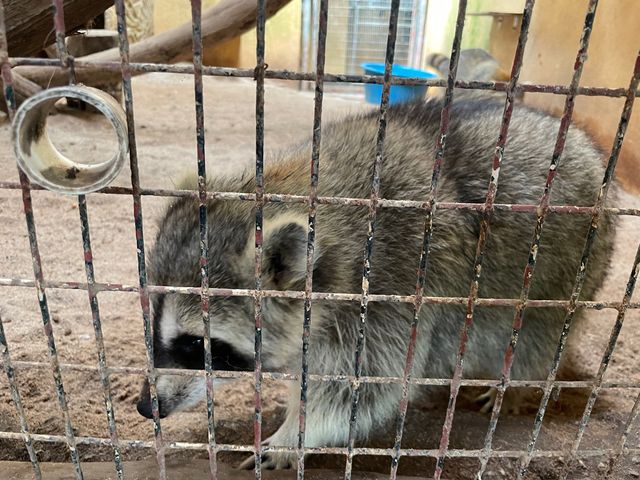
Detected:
[
  {"left": 475, "top": 387, "right": 499, "bottom": 414},
  {"left": 239, "top": 451, "right": 295, "bottom": 470},
  {"left": 475, "top": 387, "right": 526, "bottom": 415}
]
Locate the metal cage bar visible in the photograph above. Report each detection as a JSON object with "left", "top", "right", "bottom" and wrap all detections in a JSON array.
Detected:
[
  {"left": 296, "top": 0, "right": 329, "bottom": 477},
  {"left": 188, "top": 1, "right": 218, "bottom": 478},
  {"left": 0, "top": 2, "right": 42, "bottom": 478},
  {"left": 3, "top": 276, "right": 640, "bottom": 310},
  {"left": 1, "top": 1, "right": 84, "bottom": 478},
  {"left": 49, "top": 2, "right": 126, "bottom": 477},
  {"left": 607, "top": 389, "right": 640, "bottom": 477},
  {"left": 3, "top": 358, "right": 640, "bottom": 390},
  {"left": 344, "top": 1, "right": 401, "bottom": 478},
  {"left": 431, "top": 0, "right": 538, "bottom": 477},
  {"left": 2, "top": 428, "right": 640, "bottom": 459},
  {"left": 77, "top": 196, "right": 125, "bottom": 479},
  {"left": 389, "top": 0, "right": 468, "bottom": 478},
  {"left": 8, "top": 56, "right": 640, "bottom": 99},
  {"left": 3, "top": 181, "right": 640, "bottom": 216},
  {"left": 0, "top": 319, "right": 42, "bottom": 478},
  {"left": 560, "top": 240, "right": 640, "bottom": 478},
  {"left": 518, "top": 47, "right": 640, "bottom": 479},
  {"left": 253, "top": 0, "right": 267, "bottom": 476},
  {"left": 112, "top": 0, "right": 167, "bottom": 477}
]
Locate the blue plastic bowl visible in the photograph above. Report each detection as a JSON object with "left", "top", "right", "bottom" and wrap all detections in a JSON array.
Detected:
[{"left": 361, "top": 63, "right": 437, "bottom": 105}]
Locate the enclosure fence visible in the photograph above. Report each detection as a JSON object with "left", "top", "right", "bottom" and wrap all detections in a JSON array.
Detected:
[{"left": 0, "top": 0, "right": 640, "bottom": 479}]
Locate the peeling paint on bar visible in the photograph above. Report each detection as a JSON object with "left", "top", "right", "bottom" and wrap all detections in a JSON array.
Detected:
[
  {"left": 188, "top": 1, "right": 218, "bottom": 478},
  {"left": 2, "top": 276, "right": 640, "bottom": 310},
  {"left": 253, "top": 1, "right": 267, "bottom": 476},
  {"left": 517, "top": 41, "right": 640, "bottom": 480},
  {"left": 1, "top": 181, "right": 639, "bottom": 217},
  {"left": 0, "top": 3, "right": 42, "bottom": 478},
  {"left": 560, "top": 242, "right": 640, "bottom": 479},
  {"left": 297, "top": 0, "right": 328, "bottom": 477},
  {"left": 391, "top": 1, "right": 468, "bottom": 478},
  {"left": 77, "top": 195, "right": 125, "bottom": 479},
  {"left": 113, "top": 0, "right": 167, "bottom": 477},
  {"left": 1, "top": 429, "right": 639, "bottom": 461},
  {"left": 344, "top": 2, "right": 401, "bottom": 479},
  {"left": 434, "top": 2, "right": 537, "bottom": 478},
  {"left": 8, "top": 57, "right": 640, "bottom": 99},
  {"left": 3, "top": 358, "right": 640, "bottom": 391},
  {"left": 606, "top": 390, "right": 640, "bottom": 477}
]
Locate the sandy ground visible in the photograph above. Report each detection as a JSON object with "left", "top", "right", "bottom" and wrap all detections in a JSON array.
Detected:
[{"left": 0, "top": 74, "right": 640, "bottom": 479}]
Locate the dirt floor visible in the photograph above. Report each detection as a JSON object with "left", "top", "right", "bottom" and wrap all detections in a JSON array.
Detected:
[{"left": 1, "top": 74, "right": 640, "bottom": 479}]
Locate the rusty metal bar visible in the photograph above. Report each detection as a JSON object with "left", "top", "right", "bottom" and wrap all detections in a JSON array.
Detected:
[
  {"left": 2, "top": 4, "right": 84, "bottom": 478},
  {"left": 344, "top": 1, "right": 401, "bottom": 478},
  {"left": 0, "top": 3, "right": 42, "bottom": 478},
  {"left": 296, "top": 0, "right": 329, "bottom": 477},
  {"left": 517, "top": 47, "right": 640, "bottom": 480},
  {"left": 3, "top": 276, "right": 640, "bottom": 310},
  {"left": 8, "top": 57, "right": 640, "bottom": 99},
  {"left": 48, "top": 2, "right": 124, "bottom": 476},
  {"left": 0, "top": 317, "right": 42, "bottom": 478},
  {"left": 560, "top": 240, "right": 640, "bottom": 478},
  {"left": 252, "top": 0, "right": 267, "bottom": 477},
  {"left": 77, "top": 196, "right": 125, "bottom": 479},
  {"left": 390, "top": 0, "right": 468, "bottom": 477},
  {"left": 3, "top": 358, "right": 640, "bottom": 390},
  {"left": 112, "top": 1, "right": 166, "bottom": 478},
  {"left": 606, "top": 390, "right": 640, "bottom": 478},
  {"left": 188, "top": 1, "right": 218, "bottom": 478},
  {"left": 469, "top": 0, "right": 602, "bottom": 476},
  {"left": 1, "top": 429, "right": 639, "bottom": 460},
  {"left": 1, "top": 180, "right": 639, "bottom": 217},
  {"left": 433, "top": 1, "right": 536, "bottom": 478}
]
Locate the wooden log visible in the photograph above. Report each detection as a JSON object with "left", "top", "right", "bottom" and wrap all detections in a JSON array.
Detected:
[
  {"left": 0, "top": 72, "right": 42, "bottom": 114},
  {"left": 5, "top": 0, "right": 114, "bottom": 57},
  {"left": 13, "top": 0, "right": 293, "bottom": 90}
]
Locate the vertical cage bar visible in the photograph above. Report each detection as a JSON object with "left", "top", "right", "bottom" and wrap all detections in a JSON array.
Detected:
[
  {"left": 50, "top": 0, "right": 121, "bottom": 476},
  {"left": 2, "top": 3, "right": 84, "bottom": 476},
  {"left": 0, "top": 321, "right": 42, "bottom": 478},
  {"left": 432, "top": 0, "right": 536, "bottom": 476},
  {"left": 0, "top": 5, "right": 41, "bottom": 477},
  {"left": 606, "top": 390, "right": 640, "bottom": 478},
  {"left": 343, "top": 1, "right": 401, "bottom": 479},
  {"left": 189, "top": 1, "right": 218, "bottom": 478},
  {"left": 50, "top": 0, "right": 76, "bottom": 84},
  {"left": 389, "top": 1, "right": 468, "bottom": 478},
  {"left": 561, "top": 239, "right": 640, "bottom": 479},
  {"left": 50, "top": 0, "right": 69, "bottom": 66},
  {"left": 113, "top": 1, "right": 167, "bottom": 478},
  {"left": 297, "top": 0, "right": 329, "bottom": 477},
  {"left": 469, "top": 0, "right": 536, "bottom": 477},
  {"left": 77, "top": 196, "right": 125, "bottom": 479},
  {"left": 518, "top": 48, "right": 640, "bottom": 479},
  {"left": 253, "top": 0, "right": 267, "bottom": 477}
]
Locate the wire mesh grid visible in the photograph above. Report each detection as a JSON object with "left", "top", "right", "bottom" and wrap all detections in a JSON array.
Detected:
[{"left": 0, "top": 0, "right": 639, "bottom": 479}]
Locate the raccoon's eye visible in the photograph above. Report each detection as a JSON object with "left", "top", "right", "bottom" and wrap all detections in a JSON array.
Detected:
[{"left": 173, "top": 334, "right": 204, "bottom": 353}]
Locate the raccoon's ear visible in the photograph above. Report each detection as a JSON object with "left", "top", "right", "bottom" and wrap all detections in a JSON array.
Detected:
[{"left": 260, "top": 215, "right": 318, "bottom": 290}]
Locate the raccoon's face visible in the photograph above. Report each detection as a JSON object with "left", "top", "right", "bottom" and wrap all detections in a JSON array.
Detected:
[
  {"left": 136, "top": 293, "right": 255, "bottom": 419},
  {"left": 137, "top": 209, "right": 317, "bottom": 419}
]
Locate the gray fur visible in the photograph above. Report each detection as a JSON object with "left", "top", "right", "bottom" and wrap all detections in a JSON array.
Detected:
[{"left": 137, "top": 93, "right": 616, "bottom": 468}]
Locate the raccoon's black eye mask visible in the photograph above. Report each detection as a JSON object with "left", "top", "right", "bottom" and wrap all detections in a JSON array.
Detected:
[{"left": 171, "top": 334, "right": 253, "bottom": 372}]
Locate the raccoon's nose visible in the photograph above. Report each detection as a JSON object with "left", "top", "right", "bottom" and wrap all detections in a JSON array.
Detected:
[{"left": 136, "top": 380, "right": 168, "bottom": 419}]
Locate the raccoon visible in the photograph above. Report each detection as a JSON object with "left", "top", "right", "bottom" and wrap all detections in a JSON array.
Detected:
[{"left": 136, "top": 94, "right": 616, "bottom": 469}]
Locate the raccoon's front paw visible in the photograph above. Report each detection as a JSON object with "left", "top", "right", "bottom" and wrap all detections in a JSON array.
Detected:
[{"left": 239, "top": 450, "right": 295, "bottom": 470}]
